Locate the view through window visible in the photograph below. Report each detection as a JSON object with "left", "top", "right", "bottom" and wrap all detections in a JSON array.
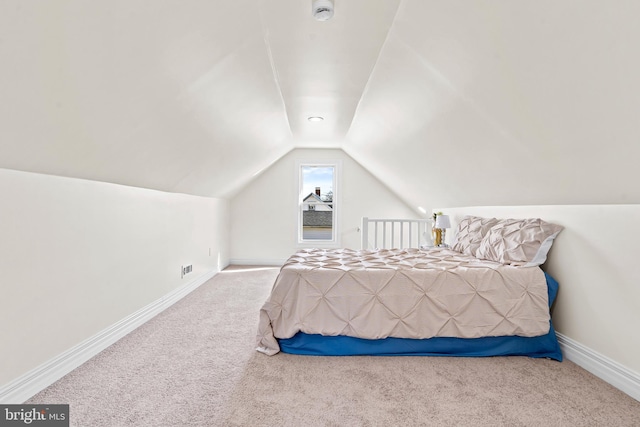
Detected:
[{"left": 300, "top": 165, "right": 335, "bottom": 242}]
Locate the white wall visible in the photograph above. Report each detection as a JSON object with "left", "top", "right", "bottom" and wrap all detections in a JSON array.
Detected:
[
  {"left": 0, "top": 168, "right": 229, "bottom": 387},
  {"left": 229, "top": 148, "right": 421, "bottom": 263},
  {"left": 441, "top": 205, "right": 640, "bottom": 377}
]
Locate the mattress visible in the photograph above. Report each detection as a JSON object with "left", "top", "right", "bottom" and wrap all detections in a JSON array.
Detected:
[{"left": 257, "top": 247, "right": 551, "bottom": 356}]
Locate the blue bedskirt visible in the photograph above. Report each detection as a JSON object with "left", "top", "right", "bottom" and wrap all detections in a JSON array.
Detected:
[{"left": 278, "top": 273, "right": 562, "bottom": 361}]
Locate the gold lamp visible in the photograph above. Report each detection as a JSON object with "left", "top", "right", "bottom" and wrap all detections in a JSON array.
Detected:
[{"left": 434, "top": 214, "right": 451, "bottom": 247}]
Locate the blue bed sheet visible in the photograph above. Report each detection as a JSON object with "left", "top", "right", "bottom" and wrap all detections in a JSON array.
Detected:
[{"left": 278, "top": 272, "right": 562, "bottom": 361}]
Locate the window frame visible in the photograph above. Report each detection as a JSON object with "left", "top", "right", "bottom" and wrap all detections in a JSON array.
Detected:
[{"left": 295, "top": 160, "right": 341, "bottom": 248}]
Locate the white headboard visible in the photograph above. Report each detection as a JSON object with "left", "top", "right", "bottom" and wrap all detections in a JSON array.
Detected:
[{"left": 360, "top": 217, "right": 431, "bottom": 249}]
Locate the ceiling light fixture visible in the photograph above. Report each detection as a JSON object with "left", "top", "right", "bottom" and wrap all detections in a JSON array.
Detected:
[
  {"left": 312, "top": 0, "right": 334, "bottom": 21},
  {"left": 308, "top": 116, "right": 324, "bottom": 122}
]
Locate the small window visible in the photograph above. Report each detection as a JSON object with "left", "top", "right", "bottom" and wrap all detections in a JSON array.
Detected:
[{"left": 297, "top": 161, "right": 339, "bottom": 246}]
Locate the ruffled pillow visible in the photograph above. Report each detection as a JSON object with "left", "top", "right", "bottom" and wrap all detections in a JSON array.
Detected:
[
  {"left": 451, "top": 216, "right": 499, "bottom": 257},
  {"left": 476, "top": 218, "right": 563, "bottom": 266}
]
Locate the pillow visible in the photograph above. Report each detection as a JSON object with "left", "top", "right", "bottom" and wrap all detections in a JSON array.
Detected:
[
  {"left": 451, "top": 216, "right": 499, "bottom": 257},
  {"left": 476, "top": 218, "right": 563, "bottom": 266}
]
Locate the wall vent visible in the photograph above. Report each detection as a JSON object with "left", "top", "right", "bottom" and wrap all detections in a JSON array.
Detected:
[{"left": 181, "top": 264, "right": 193, "bottom": 278}]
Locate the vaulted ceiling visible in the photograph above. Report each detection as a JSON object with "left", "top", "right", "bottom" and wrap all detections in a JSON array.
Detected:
[{"left": 2, "top": 1, "right": 639, "bottom": 210}]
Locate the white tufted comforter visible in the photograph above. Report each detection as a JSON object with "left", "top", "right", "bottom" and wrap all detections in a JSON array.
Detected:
[{"left": 256, "top": 248, "right": 550, "bottom": 355}]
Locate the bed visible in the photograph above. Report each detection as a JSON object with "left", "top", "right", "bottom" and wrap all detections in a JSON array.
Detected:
[{"left": 256, "top": 216, "right": 564, "bottom": 361}]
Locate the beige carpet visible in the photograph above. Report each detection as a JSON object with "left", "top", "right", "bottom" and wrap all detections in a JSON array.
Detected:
[{"left": 28, "top": 266, "right": 640, "bottom": 426}]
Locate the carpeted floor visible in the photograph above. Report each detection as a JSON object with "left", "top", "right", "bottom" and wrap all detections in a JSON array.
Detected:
[{"left": 28, "top": 266, "right": 640, "bottom": 426}]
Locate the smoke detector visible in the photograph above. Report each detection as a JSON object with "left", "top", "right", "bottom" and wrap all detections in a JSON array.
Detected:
[{"left": 312, "top": 0, "right": 334, "bottom": 21}]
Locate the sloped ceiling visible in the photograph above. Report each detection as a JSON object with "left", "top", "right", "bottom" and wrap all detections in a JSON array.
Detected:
[
  {"left": 345, "top": 0, "right": 640, "bottom": 210},
  {"left": 2, "top": 1, "right": 639, "bottom": 208}
]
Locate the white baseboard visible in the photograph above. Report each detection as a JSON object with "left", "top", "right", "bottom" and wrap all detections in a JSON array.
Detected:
[
  {"left": 557, "top": 332, "right": 640, "bottom": 402},
  {"left": 228, "top": 258, "right": 286, "bottom": 266},
  {"left": 0, "top": 268, "right": 219, "bottom": 404}
]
